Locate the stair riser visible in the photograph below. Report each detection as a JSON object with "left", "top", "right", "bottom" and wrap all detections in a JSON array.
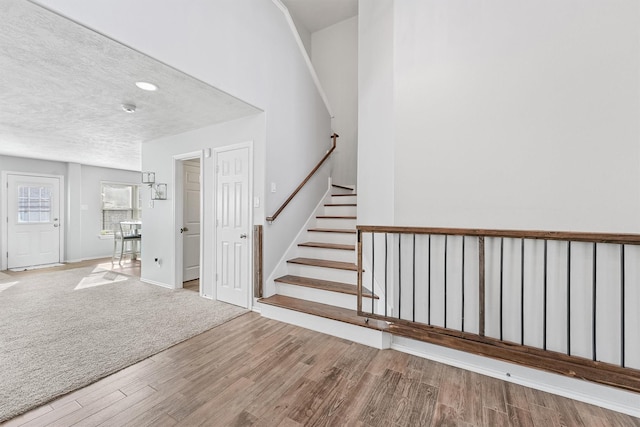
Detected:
[
  {"left": 260, "top": 304, "right": 392, "bottom": 349},
  {"left": 286, "top": 264, "right": 357, "bottom": 284},
  {"left": 296, "top": 247, "right": 355, "bottom": 263},
  {"left": 331, "top": 186, "right": 355, "bottom": 194},
  {"left": 306, "top": 231, "right": 356, "bottom": 245},
  {"left": 330, "top": 195, "right": 357, "bottom": 204},
  {"left": 275, "top": 283, "right": 357, "bottom": 310},
  {"left": 323, "top": 205, "right": 357, "bottom": 216},
  {"left": 315, "top": 218, "right": 356, "bottom": 229}
]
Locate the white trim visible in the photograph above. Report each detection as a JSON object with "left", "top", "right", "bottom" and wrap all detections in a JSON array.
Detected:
[
  {"left": 271, "top": 0, "right": 334, "bottom": 118},
  {"left": 1, "top": 171, "right": 65, "bottom": 271},
  {"left": 140, "top": 278, "right": 173, "bottom": 289},
  {"left": 264, "top": 182, "right": 332, "bottom": 296},
  {"left": 213, "top": 141, "right": 254, "bottom": 310},
  {"left": 173, "top": 151, "right": 205, "bottom": 294},
  {"left": 391, "top": 336, "right": 640, "bottom": 418},
  {"left": 65, "top": 255, "right": 121, "bottom": 263},
  {"left": 261, "top": 302, "right": 392, "bottom": 349}
]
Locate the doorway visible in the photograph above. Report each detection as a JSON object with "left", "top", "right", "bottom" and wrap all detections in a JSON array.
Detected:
[
  {"left": 2, "top": 173, "right": 64, "bottom": 270},
  {"left": 182, "top": 158, "right": 201, "bottom": 292}
]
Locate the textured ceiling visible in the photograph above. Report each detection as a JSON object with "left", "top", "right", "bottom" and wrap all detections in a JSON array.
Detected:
[
  {"left": 281, "top": 0, "right": 358, "bottom": 33},
  {"left": 0, "top": 0, "right": 260, "bottom": 171}
]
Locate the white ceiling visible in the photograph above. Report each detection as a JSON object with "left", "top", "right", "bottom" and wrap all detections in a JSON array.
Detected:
[
  {"left": 0, "top": 0, "right": 260, "bottom": 171},
  {"left": 0, "top": 0, "right": 356, "bottom": 172},
  {"left": 281, "top": 0, "right": 358, "bottom": 33}
]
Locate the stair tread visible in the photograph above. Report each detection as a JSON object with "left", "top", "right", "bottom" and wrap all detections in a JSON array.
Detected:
[
  {"left": 287, "top": 257, "right": 357, "bottom": 271},
  {"left": 316, "top": 215, "right": 356, "bottom": 219},
  {"left": 275, "top": 275, "right": 378, "bottom": 299},
  {"left": 332, "top": 193, "right": 358, "bottom": 197},
  {"left": 259, "top": 295, "right": 388, "bottom": 331},
  {"left": 298, "top": 242, "right": 355, "bottom": 251},
  {"left": 308, "top": 228, "right": 356, "bottom": 234},
  {"left": 325, "top": 203, "right": 357, "bottom": 207}
]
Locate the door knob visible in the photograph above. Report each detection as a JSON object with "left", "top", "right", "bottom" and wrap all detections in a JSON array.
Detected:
[
  {"left": 53, "top": 224, "right": 59, "bottom": 228},
  {"left": 180, "top": 227, "right": 189, "bottom": 233},
  {"left": 240, "top": 233, "right": 247, "bottom": 239}
]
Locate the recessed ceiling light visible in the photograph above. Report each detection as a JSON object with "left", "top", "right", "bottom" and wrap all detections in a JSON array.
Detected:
[
  {"left": 135, "top": 81, "right": 158, "bottom": 91},
  {"left": 121, "top": 103, "right": 137, "bottom": 113}
]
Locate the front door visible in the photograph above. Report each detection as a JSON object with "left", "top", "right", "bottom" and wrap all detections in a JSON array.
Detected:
[
  {"left": 7, "top": 174, "right": 62, "bottom": 269},
  {"left": 183, "top": 160, "right": 201, "bottom": 282},
  {"left": 215, "top": 146, "right": 250, "bottom": 308}
]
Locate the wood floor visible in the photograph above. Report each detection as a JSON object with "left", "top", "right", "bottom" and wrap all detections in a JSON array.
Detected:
[
  {"left": 183, "top": 279, "right": 200, "bottom": 293},
  {"left": 4, "top": 313, "right": 638, "bottom": 427}
]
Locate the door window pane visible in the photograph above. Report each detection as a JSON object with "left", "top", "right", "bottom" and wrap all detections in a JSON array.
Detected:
[{"left": 18, "top": 186, "right": 52, "bottom": 223}]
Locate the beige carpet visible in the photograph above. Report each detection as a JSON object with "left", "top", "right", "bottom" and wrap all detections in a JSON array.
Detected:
[{"left": 0, "top": 266, "right": 248, "bottom": 422}]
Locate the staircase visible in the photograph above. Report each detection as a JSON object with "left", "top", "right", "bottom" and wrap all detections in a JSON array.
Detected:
[{"left": 260, "top": 185, "right": 391, "bottom": 349}]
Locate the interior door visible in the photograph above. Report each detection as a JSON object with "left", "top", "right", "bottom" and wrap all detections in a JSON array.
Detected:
[
  {"left": 183, "top": 160, "right": 201, "bottom": 282},
  {"left": 7, "top": 174, "right": 61, "bottom": 269},
  {"left": 215, "top": 146, "right": 250, "bottom": 308}
]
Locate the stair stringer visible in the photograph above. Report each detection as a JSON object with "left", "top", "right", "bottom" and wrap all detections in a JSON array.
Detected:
[{"left": 264, "top": 186, "right": 333, "bottom": 298}]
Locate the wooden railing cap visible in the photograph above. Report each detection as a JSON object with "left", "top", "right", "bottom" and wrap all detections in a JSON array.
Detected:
[{"left": 357, "top": 225, "right": 640, "bottom": 245}]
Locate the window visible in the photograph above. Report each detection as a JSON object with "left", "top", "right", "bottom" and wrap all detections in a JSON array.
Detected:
[
  {"left": 101, "top": 183, "right": 141, "bottom": 234},
  {"left": 18, "top": 185, "right": 52, "bottom": 223}
]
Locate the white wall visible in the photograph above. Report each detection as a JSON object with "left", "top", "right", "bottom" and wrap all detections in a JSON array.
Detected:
[
  {"left": 312, "top": 16, "right": 358, "bottom": 186},
  {"left": 140, "top": 114, "right": 265, "bottom": 296},
  {"left": 0, "top": 155, "right": 140, "bottom": 264},
  {"left": 357, "top": 0, "right": 395, "bottom": 226},
  {"left": 357, "top": 0, "right": 640, "bottom": 413},
  {"left": 290, "top": 14, "right": 312, "bottom": 57},
  {"left": 36, "top": 0, "right": 334, "bottom": 282},
  {"left": 389, "top": 0, "right": 640, "bottom": 233},
  {"left": 79, "top": 165, "right": 142, "bottom": 260}
]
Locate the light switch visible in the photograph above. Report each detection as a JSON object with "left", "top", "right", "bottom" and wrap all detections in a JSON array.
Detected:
[
  {"left": 270, "top": 182, "right": 277, "bottom": 193},
  {"left": 254, "top": 197, "right": 260, "bottom": 208}
]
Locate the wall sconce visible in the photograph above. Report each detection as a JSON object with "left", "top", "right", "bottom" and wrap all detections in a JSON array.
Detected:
[
  {"left": 142, "top": 171, "right": 155, "bottom": 184},
  {"left": 151, "top": 183, "right": 167, "bottom": 200}
]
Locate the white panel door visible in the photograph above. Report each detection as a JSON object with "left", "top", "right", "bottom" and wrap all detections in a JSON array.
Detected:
[
  {"left": 183, "top": 161, "right": 201, "bottom": 282},
  {"left": 7, "top": 174, "right": 61, "bottom": 269},
  {"left": 216, "top": 147, "right": 250, "bottom": 308}
]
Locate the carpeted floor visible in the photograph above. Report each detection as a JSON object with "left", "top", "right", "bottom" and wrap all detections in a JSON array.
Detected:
[{"left": 0, "top": 266, "right": 248, "bottom": 422}]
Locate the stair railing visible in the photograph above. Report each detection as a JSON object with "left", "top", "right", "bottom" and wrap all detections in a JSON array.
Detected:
[
  {"left": 266, "top": 133, "right": 339, "bottom": 222},
  {"left": 357, "top": 225, "right": 640, "bottom": 393}
]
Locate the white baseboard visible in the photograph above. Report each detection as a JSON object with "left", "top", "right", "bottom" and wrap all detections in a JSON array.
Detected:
[
  {"left": 140, "top": 278, "right": 174, "bottom": 289},
  {"left": 391, "top": 335, "right": 640, "bottom": 418},
  {"left": 65, "top": 255, "right": 111, "bottom": 263}
]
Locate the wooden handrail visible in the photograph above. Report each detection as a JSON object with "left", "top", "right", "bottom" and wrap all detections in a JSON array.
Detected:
[
  {"left": 357, "top": 225, "right": 640, "bottom": 245},
  {"left": 266, "top": 133, "right": 339, "bottom": 222}
]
